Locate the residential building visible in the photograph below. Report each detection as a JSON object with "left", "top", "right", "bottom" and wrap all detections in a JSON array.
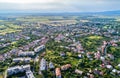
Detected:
[
  {"left": 7, "top": 65, "right": 30, "bottom": 76},
  {"left": 13, "top": 58, "right": 32, "bottom": 63},
  {"left": 75, "top": 69, "right": 83, "bottom": 75},
  {"left": 26, "top": 70, "right": 35, "bottom": 78},
  {"left": 34, "top": 45, "right": 45, "bottom": 52},
  {"left": 49, "top": 62, "right": 54, "bottom": 69},
  {"left": 40, "top": 58, "right": 47, "bottom": 71},
  {"left": 18, "top": 51, "right": 35, "bottom": 57},
  {"left": 61, "top": 64, "right": 71, "bottom": 70}
]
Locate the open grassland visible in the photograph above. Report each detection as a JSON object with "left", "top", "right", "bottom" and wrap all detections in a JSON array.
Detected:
[
  {"left": 44, "top": 50, "right": 79, "bottom": 67},
  {"left": 80, "top": 35, "right": 110, "bottom": 51},
  {"left": 16, "top": 16, "right": 78, "bottom": 25},
  {"left": 0, "top": 24, "right": 22, "bottom": 35},
  {"left": 88, "top": 35, "right": 103, "bottom": 40}
]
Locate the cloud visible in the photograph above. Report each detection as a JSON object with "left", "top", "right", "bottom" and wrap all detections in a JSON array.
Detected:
[
  {"left": 0, "top": 0, "right": 120, "bottom": 12},
  {"left": 0, "top": 0, "right": 57, "bottom": 3}
]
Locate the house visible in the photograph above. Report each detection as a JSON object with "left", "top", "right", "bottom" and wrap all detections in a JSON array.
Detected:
[
  {"left": 94, "top": 51, "right": 100, "bottom": 59},
  {"left": 89, "top": 74, "right": 94, "bottom": 78},
  {"left": 60, "top": 52, "right": 66, "bottom": 57},
  {"left": 86, "top": 52, "right": 93, "bottom": 58},
  {"left": 101, "top": 45, "right": 106, "bottom": 54},
  {"left": 118, "top": 64, "right": 120, "bottom": 68},
  {"left": 100, "top": 63, "right": 105, "bottom": 68},
  {"left": 26, "top": 70, "right": 35, "bottom": 78},
  {"left": 106, "top": 65, "right": 113, "bottom": 69},
  {"left": 49, "top": 62, "right": 54, "bottom": 69},
  {"left": 55, "top": 68, "right": 61, "bottom": 78},
  {"left": 117, "top": 71, "right": 120, "bottom": 75},
  {"left": 112, "top": 69, "right": 117, "bottom": 73},
  {"left": 0, "top": 55, "right": 5, "bottom": 61},
  {"left": 75, "top": 69, "right": 83, "bottom": 75},
  {"left": 93, "top": 69, "right": 100, "bottom": 75},
  {"left": 61, "top": 64, "right": 71, "bottom": 70},
  {"left": 100, "top": 56, "right": 105, "bottom": 61},
  {"left": 9, "top": 49, "right": 20, "bottom": 55},
  {"left": 40, "top": 58, "right": 47, "bottom": 71},
  {"left": 55, "top": 34, "right": 65, "bottom": 42},
  {"left": 78, "top": 54, "right": 82, "bottom": 58},
  {"left": 107, "top": 54, "right": 114, "bottom": 60},
  {"left": 34, "top": 45, "right": 45, "bottom": 52}
]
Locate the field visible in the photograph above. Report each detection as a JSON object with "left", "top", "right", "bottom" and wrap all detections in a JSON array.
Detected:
[
  {"left": 0, "top": 16, "right": 79, "bottom": 35},
  {"left": 88, "top": 35, "right": 103, "bottom": 40},
  {"left": 0, "top": 24, "right": 22, "bottom": 35},
  {"left": 16, "top": 16, "right": 78, "bottom": 26},
  {"left": 80, "top": 35, "right": 109, "bottom": 51}
]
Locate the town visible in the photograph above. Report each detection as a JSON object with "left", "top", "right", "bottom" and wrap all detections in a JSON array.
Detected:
[{"left": 0, "top": 15, "right": 120, "bottom": 78}]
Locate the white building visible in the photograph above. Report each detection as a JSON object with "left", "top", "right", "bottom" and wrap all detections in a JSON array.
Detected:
[
  {"left": 49, "top": 62, "right": 54, "bottom": 69},
  {"left": 75, "top": 69, "right": 83, "bottom": 75},
  {"left": 34, "top": 45, "right": 45, "bottom": 52},
  {"left": 13, "top": 58, "right": 32, "bottom": 63},
  {"left": 18, "top": 51, "right": 35, "bottom": 57},
  {"left": 40, "top": 58, "right": 47, "bottom": 71},
  {"left": 26, "top": 70, "right": 35, "bottom": 78},
  {"left": 7, "top": 65, "right": 30, "bottom": 76}
]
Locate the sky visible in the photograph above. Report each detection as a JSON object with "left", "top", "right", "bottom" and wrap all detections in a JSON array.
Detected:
[{"left": 0, "top": 0, "right": 120, "bottom": 13}]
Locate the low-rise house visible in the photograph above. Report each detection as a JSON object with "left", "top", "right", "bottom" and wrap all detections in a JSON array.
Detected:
[
  {"left": 99, "top": 71, "right": 104, "bottom": 76},
  {"left": 94, "top": 51, "right": 101, "bottom": 59},
  {"left": 0, "top": 55, "right": 5, "bottom": 61},
  {"left": 34, "top": 45, "right": 45, "bottom": 52},
  {"left": 89, "top": 74, "right": 94, "bottom": 78},
  {"left": 61, "top": 64, "right": 71, "bottom": 70},
  {"left": 78, "top": 54, "right": 82, "bottom": 58},
  {"left": 55, "top": 68, "right": 61, "bottom": 78},
  {"left": 112, "top": 69, "right": 117, "bottom": 73},
  {"left": 40, "top": 58, "right": 47, "bottom": 71},
  {"left": 118, "top": 64, "right": 120, "bottom": 68},
  {"left": 107, "top": 54, "right": 114, "bottom": 60},
  {"left": 117, "top": 71, "right": 120, "bottom": 75},
  {"left": 75, "top": 69, "right": 83, "bottom": 75},
  {"left": 55, "top": 34, "right": 65, "bottom": 42},
  {"left": 86, "top": 52, "right": 93, "bottom": 58},
  {"left": 100, "top": 63, "right": 105, "bottom": 68},
  {"left": 60, "top": 52, "right": 66, "bottom": 57},
  {"left": 26, "top": 70, "right": 35, "bottom": 78},
  {"left": 100, "top": 56, "right": 105, "bottom": 61},
  {"left": 93, "top": 69, "right": 100, "bottom": 75},
  {"left": 49, "top": 62, "right": 54, "bottom": 69},
  {"left": 106, "top": 65, "right": 113, "bottom": 69}
]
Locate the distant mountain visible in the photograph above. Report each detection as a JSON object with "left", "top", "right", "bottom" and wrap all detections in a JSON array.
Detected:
[
  {"left": 0, "top": 10, "right": 120, "bottom": 16},
  {"left": 94, "top": 10, "right": 120, "bottom": 15}
]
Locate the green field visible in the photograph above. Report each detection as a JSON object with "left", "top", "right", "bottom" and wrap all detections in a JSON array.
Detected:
[
  {"left": 0, "top": 24, "right": 22, "bottom": 35},
  {"left": 88, "top": 35, "right": 103, "bottom": 40}
]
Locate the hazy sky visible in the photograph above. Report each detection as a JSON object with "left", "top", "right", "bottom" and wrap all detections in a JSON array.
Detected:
[{"left": 0, "top": 0, "right": 120, "bottom": 13}]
